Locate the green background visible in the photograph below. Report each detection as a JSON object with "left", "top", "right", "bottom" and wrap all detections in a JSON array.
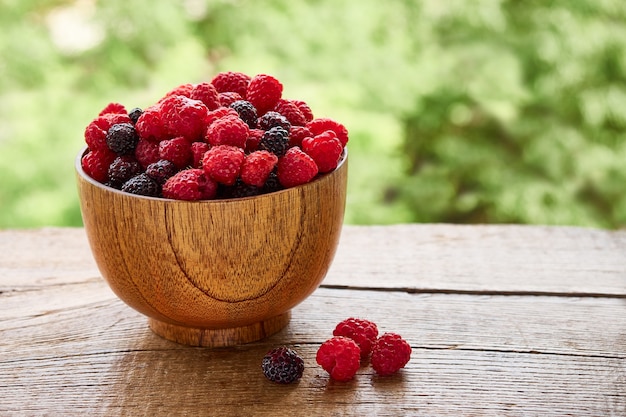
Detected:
[{"left": 1, "top": 0, "right": 625, "bottom": 228}]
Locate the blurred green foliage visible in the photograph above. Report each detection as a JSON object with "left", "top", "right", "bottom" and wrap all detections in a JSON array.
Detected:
[{"left": 0, "top": 0, "right": 625, "bottom": 228}]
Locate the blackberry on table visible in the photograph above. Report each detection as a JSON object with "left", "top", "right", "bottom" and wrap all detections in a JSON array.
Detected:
[
  {"left": 258, "top": 127, "right": 289, "bottom": 157},
  {"left": 262, "top": 347, "right": 304, "bottom": 384},
  {"left": 106, "top": 123, "right": 139, "bottom": 155},
  {"left": 229, "top": 100, "right": 258, "bottom": 129}
]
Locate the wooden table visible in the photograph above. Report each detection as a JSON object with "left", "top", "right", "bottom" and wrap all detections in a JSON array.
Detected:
[{"left": 1, "top": 225, "right": 624, "bottom": 416}]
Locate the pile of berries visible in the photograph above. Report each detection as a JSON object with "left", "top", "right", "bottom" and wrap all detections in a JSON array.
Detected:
[
  {"left": 80, "top": 72, "right": 348, "bottom": 200},
  {"left": 261, "top": 318, "right": 411, "bottom": 384},
  {"left": 317, "top": 318, "right": 412, "bottom": 381}
]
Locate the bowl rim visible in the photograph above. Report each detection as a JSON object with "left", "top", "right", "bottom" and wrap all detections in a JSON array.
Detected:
[{"left": 75, "top": 146, "right": 347, "bottom": 203}]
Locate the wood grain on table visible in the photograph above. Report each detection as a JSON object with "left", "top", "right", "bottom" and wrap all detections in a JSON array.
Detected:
[{"left": 1, "top": 225, "right": 625, "bottom": 416}]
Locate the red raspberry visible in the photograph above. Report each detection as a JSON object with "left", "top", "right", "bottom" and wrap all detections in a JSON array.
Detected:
[
  {"left": 302, "top": 131, "right": 344, "bottom": 173},
  {"left": 246, "top": 74, "right": 283, "bottom": 115},
  {"left": 85, "top": 113, "right": 133, "bottom": 151},
  {"left": 81, "top": 149, "right": 116, "bottom": 183},
  {"left": 160, "top": 95, "right": 209, "bottom": 142},
  {"left": 333, "top": 318, "right": 379, "bottom": 358},
  {"left": 98, "top": 102, "right": 127, "bottom": 116},
  {"left": 191, "top": 82, "right": 221, "bottom": 111},
  {"left": 291, "top": 99, "right": 314, "bottom": 123},
  {"left": 162, "top": 168, "right": 217, "bottom": 201},
  {"left": 134, "top": 139, "right": 161, "bottom": 169},
  {"left": 240, "top": 151, "right": 278, "bottom": 187},
  {"left": 274, "top": 99, "right": 307, "bottom": 126},
  {"left": 205, "top": 115, "right": 249, "bottom": 148},
  {"left": 93, "top": 112, "right": 132, "bottom": 131},
  {"left": 306, "top": 118, "right": 349, "bottom": 147},
  {"left": 218, "top": 92, "right": 243, "bottom": 107},
  {"left": 135, "top": 105, "right": 169, "bottom": 142},
  {"left": 211, "top": 71, "right": 251, "bottom": 98},
  {"left": 277, "top": 147, "right": 319, "bottom": 188},
  {"left": 316, "top": 336, "right": 361, "bottom": 382},
  {"left": 162, "top": 83, "right": 194, "bottom": 99},
  {"left": 370, "top": 333, "right": 412, "bottom": 376},
  {"left": 288, "top": 126, "right": 313, "bottom": 148},
  {"left": 191, "top": 141, "right": 210, "bottom": 168},
  {"left": 205, "top": 107, "right": 239, "bottom": 128},
  {"left": 202, "top": 145, "right": 245, "bottom": 185},
  {"left": 159, "top": 136, "right": 193, "bottom": 169},
  {"left": 245, "top": 128, "right": 265, "bottom": 152},
  {"left": 84, "top": 122, "right": 107, "bottom": 152}
]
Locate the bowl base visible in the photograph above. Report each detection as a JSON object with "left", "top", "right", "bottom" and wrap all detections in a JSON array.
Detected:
[{"left": 148, "top": 312, "right": 291, "bottom": 347}]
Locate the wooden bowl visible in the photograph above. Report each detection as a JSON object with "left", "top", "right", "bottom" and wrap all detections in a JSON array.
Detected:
[{"left": 75, "top": 148, "right": 347, "bottom": 347}]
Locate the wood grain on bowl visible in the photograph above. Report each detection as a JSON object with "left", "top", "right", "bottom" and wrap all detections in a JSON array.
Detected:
[{"left": 75, "top": 148, "right": 348, "bottom": 347}]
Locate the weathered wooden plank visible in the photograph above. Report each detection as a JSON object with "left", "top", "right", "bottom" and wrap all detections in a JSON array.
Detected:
[
  {"left": 2, "top": 284, "right": 625, "bottom": 360},
  {"left": 1, "top": 343, "right": 623, "bottom": 416},
  {"left": 327, "top": 224, "right": 626, "bottom": 296},
  {"left": 1, "top": 287, "right": 624, "bottom": 416},
  {"left": 1, "top": 225, "right": 625, "bottom": 295}
]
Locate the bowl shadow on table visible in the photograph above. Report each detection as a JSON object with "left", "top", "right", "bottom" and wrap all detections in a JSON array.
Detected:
[{"left": 105, "top": 322, "right": 410, "bottom": 414}]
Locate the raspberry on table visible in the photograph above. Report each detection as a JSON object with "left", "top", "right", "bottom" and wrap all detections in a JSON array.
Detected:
[
  {"left": 191, "top": 82, "right": 221, "bottom": 111},
  {"left": 316, "top": 336, "right": 361, "bottom": 381},
  {"left": 246, "top": 74, "right": 283, "bottom": 115},
  {"left": 277, "top": 147, "right": 319, "bottom": 188},
  {"left": 240, "top": 150, "right": 278, "bottom": 187},
  {"left": 306, "top": 117, "right": 349, "bottom": 147},
  {"left": 258, "top": 126, "right": 289, "bottom": 157},
  {"left": 145, "top": 159, "right": 178, "bottom": 185},
  {"left": 258, "top": 111, "right": 291, "bottom": 132},
  {"left": 333, "top": 318, "right": 379, "bottom": 358},
  {"left": 202, "top": 145, "right": 245, "bottom": 185},
  {"left": 205, "top": 115, "right": 249, "bottom": 148},
  {"left": 262, "top": 347, "right": 305, "bottom": 384},
  {"left": 106, "top": 123, "right": 139, "bottom": 155},
  {"left": 229, "top": 100, "right": 258, "bottom": 129},
  {"left": 302, "top": 131, "right": 344, "bottom": 173},
  {"left": 211, "top": 71, "right": 251, "bottom": 98},
  {"left": 274, "top": 99, "right": 307, "bottom": 127},
  {"left": 108, "top": 155, "right": 142, "bottom": 188},
  {"left": 370, "top": 333, "right": 412, "bottom": 376},
  {"left": 81, "top": 149, "right": 117, "bottom": 184},
  {"left": 159, "top": 136, "right": 193, "bottom": 169},
  {"left": 120, "top": 173, "right": 160, "bottom": 197},
  {"left": 162, "top": 168, "right": 217, "bottom": 201}
]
